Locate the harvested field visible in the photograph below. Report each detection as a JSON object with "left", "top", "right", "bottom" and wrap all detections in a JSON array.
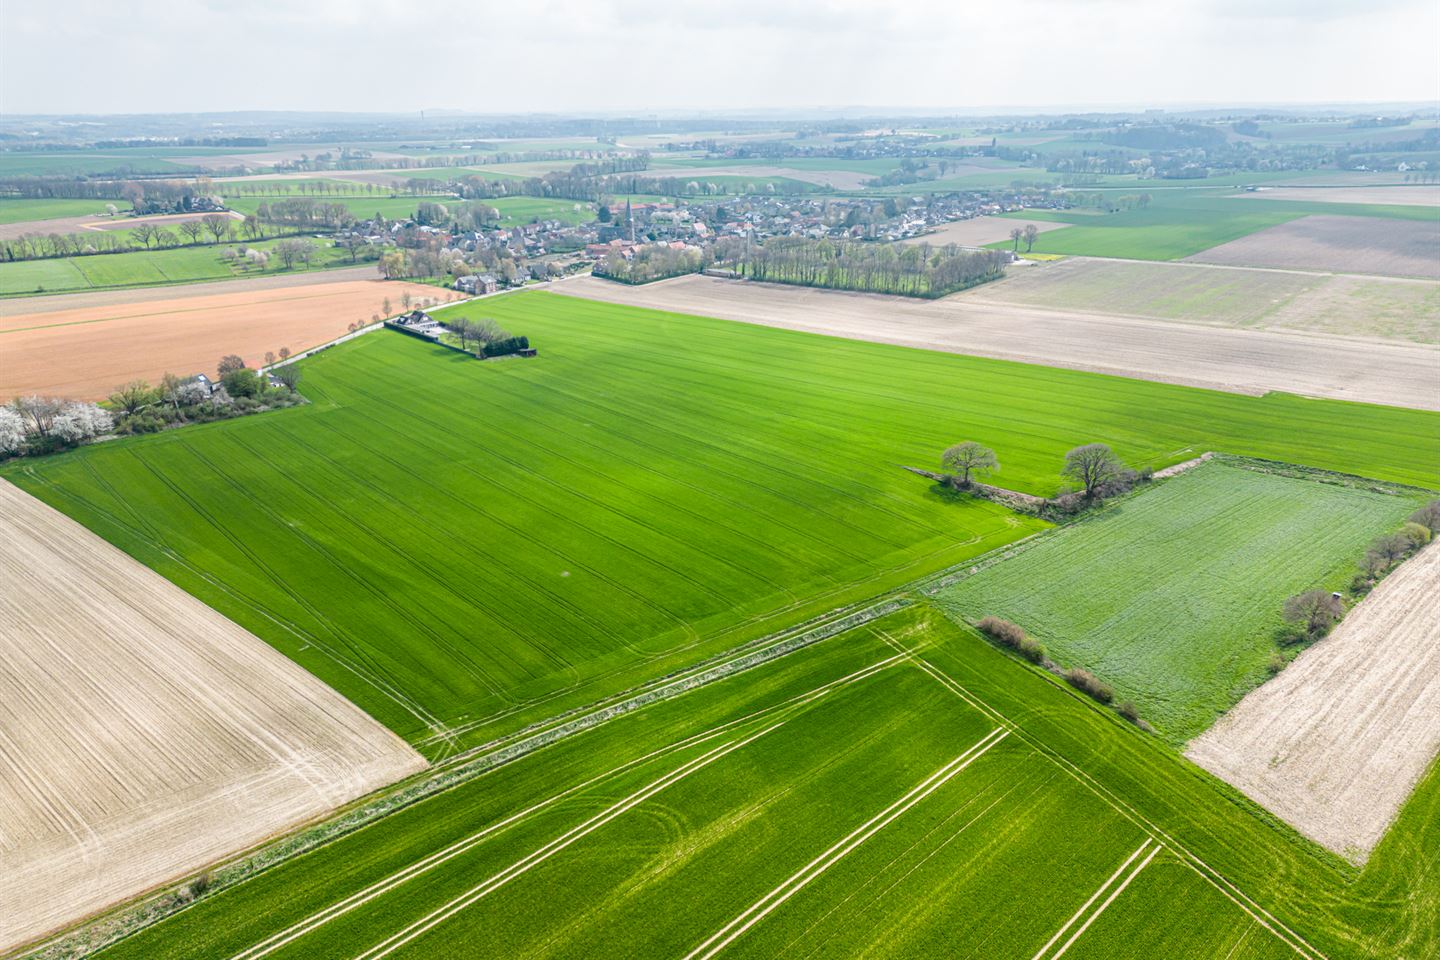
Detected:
[
  {"left": 1237, "top": 185, "right": 1440, "bottom": 206},
  {"left": 0, "top": 480, "right": 425, "bottom": 953},
  {"left": 559, "top": 274, "right": 1440, "bottom": 410},
  {"left": 900, "top": 216, "right": 1069, "bottom": 247},
  {"left": 1187, "top": 545, "right": 1440, "bottom": 861},
  {"left": 1187, "top": 214, "right": 1440, "bottom": 278},
  {"left": 0, "top": 210, "right": 244, "bottom": 242},
  {"left": 964, "top": 257, "right": 1440, "bottom": 344},
  {"left": 0, "top": 278, "right": 440, "bottom": 400},
  {"left": 652, "top": 165, "right": 874, "bottom": 190}
]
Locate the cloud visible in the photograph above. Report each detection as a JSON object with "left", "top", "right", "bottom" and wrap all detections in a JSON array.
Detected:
[{"left": 2, "top": 0, "right": 1436, "bottom": 114}]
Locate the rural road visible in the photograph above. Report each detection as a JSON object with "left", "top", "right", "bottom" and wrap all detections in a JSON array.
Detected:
[{"left": 556, "top": 274, "right": 1440, "bottom": 411}]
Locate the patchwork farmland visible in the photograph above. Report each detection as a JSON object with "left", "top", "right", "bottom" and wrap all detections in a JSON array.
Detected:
[
  {"left": 934, "top": 461, "right": 1426, "bottom": 742},
  {"left": 1187, "top": 214, "right": 1440, "bottom": 279}
]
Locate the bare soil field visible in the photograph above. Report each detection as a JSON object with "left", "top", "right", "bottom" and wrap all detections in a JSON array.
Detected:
[
  {"left": 965, "top": 257, "right": 1440, "bottom": 343},
  {"left": 560, "top": 274, "right": 1440, "bottom": 410},
  {"left": 1187, "top": 214, "right": 1440, "bottom": 279},
  {"left": 656, "top": 165, "right": 876, "bottom": 190},
  {"left": 0, "top": 278, "right": 439, "bottom": 400},
  {"left": 899, "top": 216, "right": 1069, "bottom": 247},
  {"left": 78, "top": 209, "right": 246, "bottom": 233},
  {"left": 1187, "top": 545, "right": 1440, "bottom": 862},
  {"left": 174, "top": 149, "right": 410, "bottom": 170},
  {"left": 0, "top": 480, "right": 425, "bottom": 952},
  {"left": 1235, "top": 185, "right": 1440, "bottom": 206}
]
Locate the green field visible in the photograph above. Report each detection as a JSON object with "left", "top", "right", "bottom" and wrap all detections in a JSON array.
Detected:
[
  {"left": 85, "top": 605, "right": 1440, "bottom": 960},
  {"left": 937, "top": 462, "right": 1423, "bottom": 742},
  {"left": 488, "top": 196, "right": 595, "bottom": 225},
  {"left": 0, "top": 237, "right": 361, "bottom": 295},
  {"left": 0, "top": 197, "right": 127, "bottom": 224},
  {"left": 992, "top": 190, "right": 1437, "bottom": 260},
  {"left": 6, "top": 293, "right": 1438, "bottom": 759},
  {"left": 221, "top": 195, "right": 439, "bottom": 221}
]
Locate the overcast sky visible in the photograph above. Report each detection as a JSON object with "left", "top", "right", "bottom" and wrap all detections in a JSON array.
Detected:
[{"left": 3, "top": 0, "right": 1437, "bottom": 116}]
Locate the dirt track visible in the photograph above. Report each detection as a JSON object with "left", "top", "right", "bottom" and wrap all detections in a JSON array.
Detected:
[
  {"left": 556, "top": 274, "right": 1440, "bottom": 410},
  {"left": 1, "top": 278, "right": 441, "bottom": 400},
  {"left": 1187, "top": 545, "right": 1440, "bottom": 861},
  {"left": 0, "top": 480, "right": 425, "bottom": 952}
]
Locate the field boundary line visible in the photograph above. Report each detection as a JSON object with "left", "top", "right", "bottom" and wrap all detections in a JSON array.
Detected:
[
  {"left": 1030, "top": 839, "right": 1156, "bottom": 960},
  {"left": 683, "top": 728, "right": 1009, "bottom": 960},
  {"left": 18, "top": 597, "right": 913, "bottom": 960},
  {"left": 881, "top": 636, "right": 1329, "bottom": 960},
  {"left": 351, "top": 720, "right": 792, "bottom": 960},
  {"left": 226, "top": 654, "right": 905, "bottom": 960}
]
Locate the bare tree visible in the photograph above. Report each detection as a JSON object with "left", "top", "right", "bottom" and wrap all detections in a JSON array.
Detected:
[
  {"left": 941, "top": 442, "right": 999, "bottom": 487},
  {"left": 1283, "top": 590, "right": 1344, "bottom": 639},
  {"left": 132, "top": 222, "right": 160, "bottom": 249},
  {"left": 1410, "top": 500, "right": 1440, "bottom": 535},
  {"left": 10, "top": 396, "right": 66, "bottom": 437},
  {"left": 1023, "top": 224, "right": 1039, "bottom": 252},
  {"left": 1370, "top": 531, "right": 1411, "bottom": 567},
  {"left": 159, "top": 372, "right": 189, "bottom": 418},
  {"left": 217, "top": 354, "right": 247, "bottom": 375},
  {"left": 1009, "top": 227, "right": 1023, "bottom": 252},
  {"left": 178, "top": 220, "right": 205, "bottom": 245},
  {"left": 264, "top": 351, "right": 277, "bottom": 366},
  {"left": 1062, "top": 443, "right": 1125, "bottom": 499},
  {"left": 202, "top": 214, "right": 230, "bottom": 244},
  {"left": 278, "top": 346, "right": 291, "bottom": 361},
  {"left": 273, "top": 365, "right": 302, "bottom": 391}
]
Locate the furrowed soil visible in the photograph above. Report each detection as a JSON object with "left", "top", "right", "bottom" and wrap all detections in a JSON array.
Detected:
[
  {"left": 1186, "top": 214, "right": 1440, "bottom": 278},
  {"left": 0, "top": 480, "right": 425, "bottom": 953},
  {"left": 559, "top": 274, "right": 1440, "bottom": 410},
  {"left": 0, "top": 278, "right": 440, "bottom": 400},
  {"left": 898, "top": 216, "right": 1069, "bottom": 247},
  {"left": 1187, "top": 545, "right": 1440, "bottom": 862}
]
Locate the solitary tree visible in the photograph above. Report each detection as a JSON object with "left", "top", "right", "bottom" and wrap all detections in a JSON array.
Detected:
[
  {"left": 1023, "top": 224, "right": 1039, "bottom": 252},
  {"left": 1062, "top": 443, "right": 1126, "bottom": 499},
  {"left": 941, "top": 442, "right": 999, "bottom": 487},
  {"left": 108, "top": 380, "right": 153, "bottom": 416},
  {"left": 273, "top": 365, "right": 302, "bottom": 391},
  {"left": 278, "top": 346, "right": 291, "bottom": 361},
  {"left": 264, "top": 351, "right": 277, "bottom": 366},
  {"left": 217, "top": 354, "right": 247, "bottom": 375},
  {"left": 1283, "top": 590, "right": 1344, "bottom": 639},
  {"left": 1009, "top": 227, "right": 1023, "bottom": 252}
]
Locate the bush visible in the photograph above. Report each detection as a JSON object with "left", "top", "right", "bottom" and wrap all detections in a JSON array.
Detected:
[
  {"left": 975, "top": 615, "right": 1047, "bottom": 664},
  {"left": 1410, "top": 500, "right": 1440, "bottom": 535},
  {"left": 1117, "top": 700, "right": 1141, "bottom": 724},
  {"left": 1064, "top": 668, "right": 1114, "bottom": 704},
  {"left": 1401, "top": 521, "right": 1433, "bottom": 549},
  {"left": 1266, "top": 651, "right": 1286, "bottom": 675},
  {"left": 188, "top": 871, "right": 211, "bottom": 898},
  {"left": 482, "top": 335, "right": 530, "bottom": 358},
  {"left": 1282, "top": 589, "right": 1344, "bottom": 640}
]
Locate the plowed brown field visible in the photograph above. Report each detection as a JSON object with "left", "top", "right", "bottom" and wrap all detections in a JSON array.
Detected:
[
  {"left": 1187, "top": 545, "right": 1440, "bottom": 862},
  {"left": 0, "top": 278, "right": 439, "bottom": 400},
  {"left": 0, "top": 480, "right": 426, "bottom": 952}
]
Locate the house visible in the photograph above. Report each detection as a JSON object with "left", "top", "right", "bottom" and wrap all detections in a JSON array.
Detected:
[
  {"left": 454, "top": 274, "right": 498, "bottom": 295},
  {"left": 185, "top": 373, "right": 215, "bottom": 396}
]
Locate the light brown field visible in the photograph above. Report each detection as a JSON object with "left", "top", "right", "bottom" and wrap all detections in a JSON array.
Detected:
[
  {"left": 965, "top": 256, "right": 1440, "bottom": 343},
  {"left": 650, "top": 165, "right": 877, "bottom": 191},
  {"left": 1187, "top": 214, "right": 1440, "bottom": 279},
  {"left": 0, "top": 278, "right": 440, "bottom": 400},
  {"left": 0, "top": 480, "right": 426, "bottom": 952},
  {"left": 559, "top": 273, "right": 1440, "bottom": 410},
  {"left": 1187, "top": 545, "right": 1440, "bottom": 862},
  {"left": 899, "top": 216, "right": 1069, "bottom": 247},
  {"left": 1235, "top": 185, "right": 1440, "bottom": 206}
]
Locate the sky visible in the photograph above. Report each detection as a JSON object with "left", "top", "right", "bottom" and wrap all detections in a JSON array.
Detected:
[{"left": 3, "top": 0, "right": 1437, "bottom": 116}]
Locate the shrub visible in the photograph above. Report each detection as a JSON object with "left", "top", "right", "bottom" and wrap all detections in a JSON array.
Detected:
[
  {"left": 1410, "top": 500, "right": 1440, "bottom": 535},
  {"left": 1266, "top": 651, "right": 1286, "bottom": 675},
  {"left": 974, "top": 615, "right": 1047, "bottom": 664},
  {"left": 189, "top": 871, "right": 211, "bottom": 898},
  {"left": 1400, "top": 521, "right": 1433, "bottom": 549},
  {"left": 1064, "top": 668, "right": 1114, "bottom": 704},
  {"left": 482, "top": 335, "right": 530, "bottom": 358},
  {"left": 1117, "top": 700, "right": 1141, "bottom": 724},
  {"left": 1282, "top": 590, "right": 1344, "bottom": 640}
]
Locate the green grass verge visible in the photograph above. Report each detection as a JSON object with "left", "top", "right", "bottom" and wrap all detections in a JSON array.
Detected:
[{"left": 936, "top": 461, "right": 1424, "bottom": 742}]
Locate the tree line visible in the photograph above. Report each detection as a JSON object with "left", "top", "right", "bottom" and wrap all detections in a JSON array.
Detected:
[{"left": 732, "top": 238, "right": 1007, "bottom": 298}]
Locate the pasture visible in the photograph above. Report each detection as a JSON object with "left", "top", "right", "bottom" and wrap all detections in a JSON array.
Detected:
[
  {"left": 1187, "top": 214, "right": 1440, "bottom": 279},
  {"left": 487, "top": 196, "right": 595, "bottom": 225},
  {"left": 935, "top": 462, "right": 1424, "bottom": 743},
  {"left": 0, "top": 237, "right": 359, "bottom": 296},
  {"left": 0, "top": 480, "right": 424, "bottom": 954},
  {"left": 0, "top": 197, "right": 125, "bottom": 225},
  {"left": 80, "top": 606, "right": 1440, "bottom": 960}
]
